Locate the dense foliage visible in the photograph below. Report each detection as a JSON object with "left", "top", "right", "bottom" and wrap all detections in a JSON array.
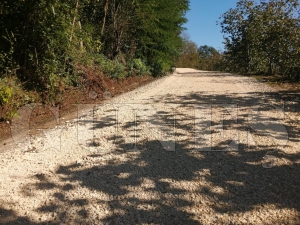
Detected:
[
  {"left": 0, "top": 0, "right": 189, "bottom": 109},
  {"left": 198, "top": 45, "right": 223, "bottom": 71},
  {"left": 219, "top": 0, "right": 300, "bottom": 79},
  {"left": 175, "top": 34, "right": 199, "bottom": 68},
  {"left": 175, "top": 35, "right": 223, "bottom": 71}
]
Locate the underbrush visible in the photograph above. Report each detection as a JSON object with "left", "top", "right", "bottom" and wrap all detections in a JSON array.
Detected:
[
  {"left": 0, "top": 42, "right": 173, "bottom": 122},
  {"left": 0, "top": 60, "right": 156, "bottom": 122},
  {"left": 0, "top": 77, "right": 39, "bottom": 121}
]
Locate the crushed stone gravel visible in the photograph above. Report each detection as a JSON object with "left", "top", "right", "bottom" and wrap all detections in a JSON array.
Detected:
[{"left": 0, "top": 68, "right": 299, "bottom": 225}]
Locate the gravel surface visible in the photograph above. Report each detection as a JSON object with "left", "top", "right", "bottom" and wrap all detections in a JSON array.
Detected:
[{"left": 0, "top": 68, "right": 299, "bottom": 224}]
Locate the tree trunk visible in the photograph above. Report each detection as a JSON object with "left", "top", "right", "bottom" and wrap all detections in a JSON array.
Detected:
[
  {"left": 101, "top": 0, "right": 109, "bottom": 36},
  {"left": 268, "top": 61, "right": 273, "bottom": 75},
  {"left": 70, "top": 1, "right": 79, "bottom": 42}
]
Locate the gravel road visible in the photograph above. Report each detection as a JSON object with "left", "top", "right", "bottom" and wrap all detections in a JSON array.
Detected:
[{"left": 0, "top": 68, "right": 299, "bottom": 224}]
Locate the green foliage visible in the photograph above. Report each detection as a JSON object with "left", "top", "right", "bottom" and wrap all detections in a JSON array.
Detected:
[
  {"left": 150, "top": 61, "right": 173, "bottom": 77},
  {"left": 0, "top": 84, "right": 13, "bottom": 106},
  {"left": 150, "top": 62, "right": 164, "bottom": 77},
  {"left": 0, "top": 77, "right": 37, "bottom": 120},
  {"left": 127, "top": 58, "right": 150, "bottom": 76},
  {"left": 175, "top": 35, "right": 200, "bottom": 69},
  {"left": 0, "top": 0, "right": 190, "bottom": 105},
  {"left": 198, "top": 45, "right": 219, "bottom": 59},
  {"left": 0, "top": 30, "right": 19, "bottom": 77},
  {"left": 104, "top": 60, "right": 126, "bottom": 79},
  {"left": 198, "top": 45, "right": 224, "bottom": 71},
  {"left": 219, "top": 0, "right": 300, "bottom": 79},
  {"left": 175, "top": 35, "right": 224, "bottom": 71},
  {"left": 95, "top": 55, "right": 126, "bottom": 79},
  {"left": 133, "top": 0, "right": 190, "bottom": 74},
  {"left": 80, "top": 0, "right": 189, "bottom": 74}
]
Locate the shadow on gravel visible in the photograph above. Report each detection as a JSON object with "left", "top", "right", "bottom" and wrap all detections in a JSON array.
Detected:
[
  {"left": 1, "top": 78, "right": 300, "bottom": 224},
  {"left": 7, "top": 143, "right": 299, "bottom": 224}
]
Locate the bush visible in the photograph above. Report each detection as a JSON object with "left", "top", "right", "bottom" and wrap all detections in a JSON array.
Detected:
[
  {"left": 127, "top": 58, "right": 151, "bottom": 76},
  {"left": 0, "top": 77, "right": 37, "bottom": 120},
  {"left": 150, "top": 61, "right": 172, "bottom": 77},
  {"left": 0, "top": 84, "right": 13, "bottom": 106},
  {"left": 95, "top": 55, "right": 126, "bottom": 79}
]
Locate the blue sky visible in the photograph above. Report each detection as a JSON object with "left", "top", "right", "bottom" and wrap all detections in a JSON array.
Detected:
[{"left": 184, "top": 0, "right": 239, "bottom": 51}]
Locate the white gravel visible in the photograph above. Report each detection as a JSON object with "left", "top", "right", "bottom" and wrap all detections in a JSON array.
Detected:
[{"left": 0, "top": 68, "right": 299, "bottom": 225}]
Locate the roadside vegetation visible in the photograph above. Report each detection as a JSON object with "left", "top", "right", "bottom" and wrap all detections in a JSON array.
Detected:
[
  {"left": 0, "top": 0, "right": 189, "bottom": 121},
  {"left": 176, "top": 0, "right": 300, "bottom": 84},
  {"left": 220, "top": 0, "right": 300, "bottom": 79},
  {"left": 1, "top": 0, "right": 299, "bottom": 124},
  {"left": 175, "top": 34, "right": 224, "bottom": 71}
]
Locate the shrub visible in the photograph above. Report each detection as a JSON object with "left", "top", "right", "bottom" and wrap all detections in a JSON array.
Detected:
[
  {"left": 127, "top": 58, "right": 151, "bottom": 76},
  {"left": 150, "top": 61, "right": 172, "bottom": 77},
  {"left": 0, "top": 77, "right": 37, "bottom": 120},
  {"left": 0, "top": 84, "right": 13, "bottom": 106},
  {"left": 95, "top": 55, "right": 126, "bottom": 79}
]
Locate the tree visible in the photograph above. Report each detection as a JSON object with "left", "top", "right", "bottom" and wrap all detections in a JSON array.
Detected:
[
  {"left": 134, "top": 0, "right": 190, "bottom": 74},
  {"left": 198, "top": 45, "right": 223, "bottom": 71},
  {"left": 0, "top": 0, "right": 190, "bottom": 86},
  {"left": 198, "top": 45, "right": 219, "bottom": 58},
  {"left": 0, "top": 0, "right": 190, "bottom": 119},
  {"left": 175, "top": 33, "right": 199, "bottom": 68},
  {"left": 0, "top": 1, "right": 75, "bottom": 87},
  {"left": 219, "top": 0, "right": 300, "bottom": 78},
  {"left": 82, "top": 0, "right": 189, "bottom": 74}
]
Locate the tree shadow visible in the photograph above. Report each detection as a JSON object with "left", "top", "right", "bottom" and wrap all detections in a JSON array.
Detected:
[
  {"left": 11, "top": 140, "right": 299, "bottom": 224},
  {"left": 1, "top": 76, "right": 300, "bottom": 224}
]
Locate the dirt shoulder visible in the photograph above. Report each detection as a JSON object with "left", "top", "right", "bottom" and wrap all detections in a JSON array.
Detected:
[{"left": 0, "top": 71, "right": 155, "bottom": 147}]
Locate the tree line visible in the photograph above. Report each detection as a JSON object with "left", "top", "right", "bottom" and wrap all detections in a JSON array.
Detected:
[
  {"left": 220, "top": 0, "right": 300, "bottom": 79},
  {"left": 0, "top": 0, "right": 189, "bottom": 105},
  {"left": 176, "top": 0, "right": 300, "bottom": 78},
  {"left": 175, "top": 34, "right": 223, "bottom": 71}
]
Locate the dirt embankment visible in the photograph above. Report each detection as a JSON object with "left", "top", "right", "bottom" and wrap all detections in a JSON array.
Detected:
[{"left": 0, "top": 67, "right": 155, "bottom": 145}]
